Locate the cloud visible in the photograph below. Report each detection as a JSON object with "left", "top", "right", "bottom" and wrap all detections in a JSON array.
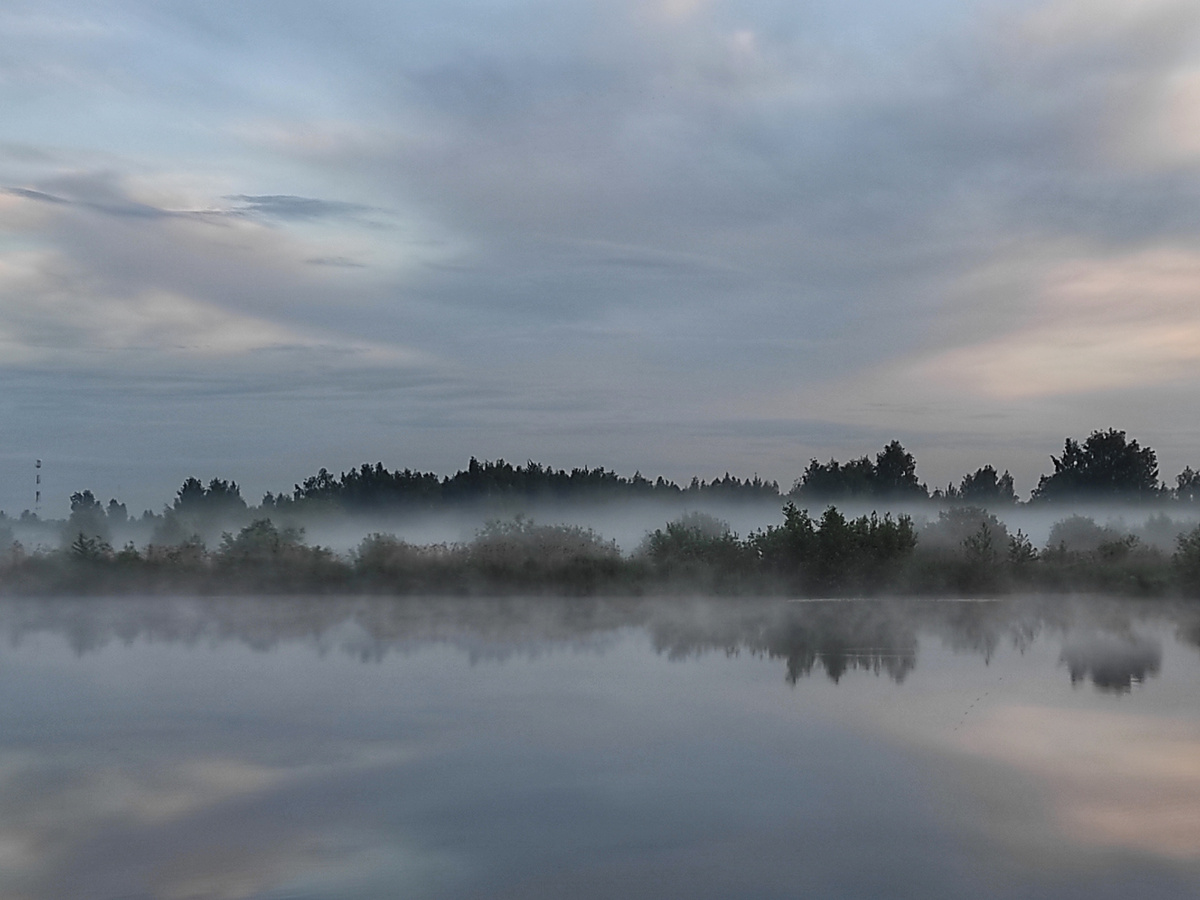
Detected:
[
  {"left": 6, "top": 182, "right": 380, "bottom": 225},
  {"left": 0, "top": 175, "right": 435, "bottom": 377},
  {"left": 6, "top": 176, "right": 198, "bottom": 221},
  {"left": 0, "top": 743, "right": 426, "bottom": 900},
  {"left": 5, "top": 0, "right": 1200, "bottom": 500},
  {"left": 305, "top": 255, "right": 368, "bottom": 268},
  {"left": 884, "top": 246, "right": 1200, "bottom": 400},
  {"left": 654, "top": 0, "right": 711, "bottom": 23},
  {"left": 226, "top": 193, "right": 377, "bottom": 221},
  {"left": 3, "top": 186, "right": 67, "bottom": 204},
  {"left": 261, "top": 0, "right": 1200, "bottom": 335}
]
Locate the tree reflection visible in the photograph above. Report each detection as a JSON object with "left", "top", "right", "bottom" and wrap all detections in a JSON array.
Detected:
[
  {"left": 1060, "top": 634, "right": 1162, "bottom": 693},
  {"left": 0, "top": 595, "right": 1187, "bottom": 689}
]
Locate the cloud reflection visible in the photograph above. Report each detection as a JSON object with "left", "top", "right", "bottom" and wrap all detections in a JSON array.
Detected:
[
  {"left": 958, "top": 705, "right": 1200, "bottom": 860},
  {"left": 0, "top": 743, "right": 432, "bottom": 900}
]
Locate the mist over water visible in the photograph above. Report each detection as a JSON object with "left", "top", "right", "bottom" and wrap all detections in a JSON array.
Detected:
[
  {"left": 15, "top": 489, "right": 1199, "bottom": 560},
  {"left": 293, "top": 497, "right": 795, "bottom": 556},
  {"left": 2, "top": 594, "right": 1199, "bottom": 900}
]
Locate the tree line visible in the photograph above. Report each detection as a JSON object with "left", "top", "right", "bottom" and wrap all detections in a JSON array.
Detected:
[
  {"left": 240, "top": 428, "right": 1200, "bottom": 510},
  {"left": 794, "top": 430, "right": 1179, "bottom": 503},
  {"left": 271, "top": 430, "right": 1193, "bottom": 509},
  {"left": 2, "top": 428, "right": 1199, "bottom": 555},
  {"left": 268, "top": 458, "right": 782, "bottom": 510}
]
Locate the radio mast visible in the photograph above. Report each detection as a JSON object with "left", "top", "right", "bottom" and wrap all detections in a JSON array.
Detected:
[{"left": 35, "top": 459, "right": 41, "bottom": 514}]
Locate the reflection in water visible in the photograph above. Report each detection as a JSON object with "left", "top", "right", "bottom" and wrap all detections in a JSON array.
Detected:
[
  {"left": 0, "top": 594, "right": 1190, "bottom": 689},
  {"left": 1060, "top": 633, "right": 1163, "bottom": 693},
  {"left": 957, "top": 706, "right": 1200, "bottom": 860},
  {"left": 648, "top": 600, "right": 920, "bottom": 684},
  {"left": 0, "top": 595, "right": 1198, "bottom": 900}
]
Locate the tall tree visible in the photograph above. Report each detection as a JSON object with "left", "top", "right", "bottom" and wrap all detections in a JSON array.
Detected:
[
  {"left": 1031, "top": 429, "right": 1161, "bottom": 501},
  {"left": 873, "top": 441, "right": 928, "bottom": 500},
  {"left": 792, "top": 441, "right": 927, "bottom": 501},
  {"left": 1176, "top": 467, "right": 1200, "bottom": 503},
  {"left": 792, "top": 457, "right": 875, "bottom": 500},
  {"left": 63, "top": 490, "right": 110, "bottom": 545},
  {"left": 957, "top": 465, "right": 1016, "bottom": 504}
]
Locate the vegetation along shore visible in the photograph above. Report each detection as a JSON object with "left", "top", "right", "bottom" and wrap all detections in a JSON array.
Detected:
[{"left": 5, "top": 429, "right": 1200, "bottom": 597}]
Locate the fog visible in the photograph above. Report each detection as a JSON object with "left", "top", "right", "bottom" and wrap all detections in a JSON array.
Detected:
[
  {"left": 10, "top": 491, "right": 1200, "bottom": 556},
  {"left": 289, "top": 497, "right": 791, "bottom": 556},
  {"left": 7, "top": 493, "right": 1200, "bottom": 598}
]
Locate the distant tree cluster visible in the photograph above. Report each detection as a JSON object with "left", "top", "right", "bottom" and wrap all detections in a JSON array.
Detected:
[
  {"left": 155, "top": 477, "right": 249, "bottom": 544},
  {"left": 265, "top": 432, "right": 1192, "bottom": 509},
  {"left": 794, "top": 430, "right": 1197, "bottom": 506},
  {"left": 1028, "top": 429, "right": 1162, "bottom": 501},
  {"left": 792, "top": 441, "right": 927, "bottom": 502},
  {"left": 262, "top": 458, "right": 781, "bottom": 513},
  {"left": 753, "top": 504, "right": 918, "bottom": 595},
  {"left": 937, "top": 466, "right": 1017, "bottom": 505}
]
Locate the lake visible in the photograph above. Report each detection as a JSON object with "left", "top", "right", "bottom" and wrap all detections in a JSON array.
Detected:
[{"left": 1, "top": 595, "right": 1198, "bottom": 899}]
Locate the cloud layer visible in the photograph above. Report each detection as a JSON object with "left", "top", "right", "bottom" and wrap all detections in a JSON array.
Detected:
[{"left": 4, "top": 0, "right": 1200, "bottom": 509}]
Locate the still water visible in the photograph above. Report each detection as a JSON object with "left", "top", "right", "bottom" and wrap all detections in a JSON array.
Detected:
[{"left": 1, "top": 595, "right": 1199, "bottom": 900}]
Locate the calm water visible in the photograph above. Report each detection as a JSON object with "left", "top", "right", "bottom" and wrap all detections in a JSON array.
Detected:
[{"left": 1, "top": 595, "right": 1199, "bottom": 900}]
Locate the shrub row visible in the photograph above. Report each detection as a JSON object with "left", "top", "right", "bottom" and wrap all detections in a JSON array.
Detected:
[{"left": 5, "top": 507, "right": 1200, "bottom": 598}]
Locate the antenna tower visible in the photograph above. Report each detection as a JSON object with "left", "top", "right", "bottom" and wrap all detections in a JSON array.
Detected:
[{"left": 35, "top": 459, "right": 41, "bottom": 514}]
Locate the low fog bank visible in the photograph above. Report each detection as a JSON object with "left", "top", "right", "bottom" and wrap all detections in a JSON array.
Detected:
[
  {"left": 0, "top": 493, "right": 791, "bottom": 557},
  {"left": 294, "top": 497, "right": 792, "bottom": 557},
  {"left": 775, "top": 502, "right": 1200, "bottom": 553},
  {"left": 0, "top": 594, "right": 1192, "bottom": 693},
  {"left": 953, "top": 505, "right": 1200, "bottom": 553},
  {"left": 7, "top": 497, "right": 1200, "bottom": 598},
  {"left": 4, "top": 494, "right": 1195, "bottom": 556},
  {"left": 6, "top": 490, "right": 1200, "bottom": 561}
]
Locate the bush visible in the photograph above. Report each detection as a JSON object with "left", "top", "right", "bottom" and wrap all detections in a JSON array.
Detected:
[
  {"left": 213, "top": 519, "right": 349, "bottom": 590},
  {"left": 1175, "top": 525, "right": 1200, "bottom": 596},
  {"left": 1038, "top": 517, "right": 1167, "bottom": 595},
  {"left": 355, "top": 533, "right": 461, "bottom": 592},
  {"left": 911, "top": 507, "right": 1010, "bottom": 593},
  {"left": 640, "top": 513, "right": 757, "bottom": 592},
  {"left": 468, "top": 516, "right": 623, "bottom": 593},
  {"left": 1045, "top": 515, "right": 1126, "bottom": 553},
  {"left": 754, "top": 504, "right": 916, "bottom": 595}
]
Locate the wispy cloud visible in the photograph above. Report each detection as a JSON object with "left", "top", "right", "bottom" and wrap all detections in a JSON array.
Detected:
[
  {"left": 226, "top": 194, "right": 377, "bottom": 221},
  {"left": 0, "top": 176, "right": 434, "bottom": 373}
]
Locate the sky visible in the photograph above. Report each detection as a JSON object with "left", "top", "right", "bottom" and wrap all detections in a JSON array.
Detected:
[{"left": 4, "top": 0, "right": 1200, "bottom": 514}]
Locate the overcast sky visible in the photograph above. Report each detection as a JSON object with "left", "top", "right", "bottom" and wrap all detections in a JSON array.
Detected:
[{"left": 4, "top": 0, "right": 1200, "bottom": 513}]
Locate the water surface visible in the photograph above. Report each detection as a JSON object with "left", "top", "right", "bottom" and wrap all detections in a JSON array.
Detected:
[{"left": 1, "top": 595, "right": 1199, "bottom": 899}]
